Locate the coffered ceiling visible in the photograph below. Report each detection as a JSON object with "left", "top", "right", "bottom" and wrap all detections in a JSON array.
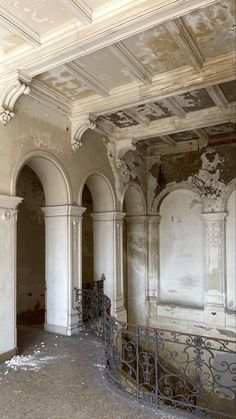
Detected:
[{"left": 0, "top": 0, "right": 235, "bottom": 155}]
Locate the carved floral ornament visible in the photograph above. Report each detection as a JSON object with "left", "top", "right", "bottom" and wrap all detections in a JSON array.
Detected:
[{"left": 0, "top": 81, "right": 30, "bottom": 126}]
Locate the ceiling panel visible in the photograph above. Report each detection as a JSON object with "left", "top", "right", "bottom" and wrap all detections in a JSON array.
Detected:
[
  {"left": 0, "top": 26, "right": 26, "bottom": 57},
  {"left": 133, "top": 102, "right": 173, "bottom": 121},
  {"left": 122, "top": 24, "right": 189, "bottom": 76},
  {"left": 174, "top": 89, "right": 215, "bottom": 112},
  {"left": 183, "top": 0, "right": 235, "bottom": 59},
  {"left": 203, "top": 122, "right": 236, "bottom": 139},
  {"left": 75, "top": 48, "right": 136, "bottom": 89},
  {"left": 101, "top": 111, "right": 138, "bottom": 128},
  {"left": 0, "top": 0, "right": 75, "bottom": 34},
  {"left": 219, "top": 80, "right": 236, "bottom": 103},
  {"left": 35, "top": 66, "right": 95, "bottom": 100}
]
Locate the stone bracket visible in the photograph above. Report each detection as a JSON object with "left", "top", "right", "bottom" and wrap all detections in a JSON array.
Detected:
[
  {"left": 0, "top": 80, "right": 30, "bottom": 126},
  {"left": 71, "top": 118, "right": 96, "bottom": 151}
]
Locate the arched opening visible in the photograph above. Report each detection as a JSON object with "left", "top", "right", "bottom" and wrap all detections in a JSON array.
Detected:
[
  {"left": 13, "top": 153, "right": 71, "bottom": 351},
  {"left": 16, "top": 165, "right": 45, "bottom": 330},
  {"left": 226, "top": 187, "right": 236, "bottom": 311},
  {"left": 80, "top": 172, "right": 115, "bottom": 304},
  {"left": 122, "top": 184, "right": 146, "bottom": 324}
]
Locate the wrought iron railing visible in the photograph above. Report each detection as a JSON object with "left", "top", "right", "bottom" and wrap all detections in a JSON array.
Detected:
[{"left": 75, "top": 287, "right": 236, "bottom": 418}]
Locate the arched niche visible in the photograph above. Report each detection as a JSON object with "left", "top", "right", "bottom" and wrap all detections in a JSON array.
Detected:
[
  {"left": 225, "top": 184, "right": 236, "bottom": 311},
  {"left": 159, "top": 186, "right": 203, "bottom": 307}
]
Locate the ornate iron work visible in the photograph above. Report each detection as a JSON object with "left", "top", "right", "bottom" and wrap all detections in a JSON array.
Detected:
[{"left": 75, "top": 287, "right": 236, "bottom": 418}]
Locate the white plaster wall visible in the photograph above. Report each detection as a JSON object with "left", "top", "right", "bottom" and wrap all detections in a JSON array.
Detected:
[
  {"left": 226, "top": 188, "right": 236, "bottom": 311},
  {"left": 160, "top": 189, "right": 203, "bottom": 306}
]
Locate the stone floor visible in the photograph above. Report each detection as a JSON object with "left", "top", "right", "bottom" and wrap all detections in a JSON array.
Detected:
[{"left": 0, "top": 329, "right": 193, "bottom": 419}]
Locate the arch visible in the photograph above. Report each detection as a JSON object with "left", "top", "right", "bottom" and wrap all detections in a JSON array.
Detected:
[
  {"left": 78, "top": 170, "right": 115, "bottom": 212},
  {"left": 122, "top": 182, "right": 146, "bottom": 216},
  {"left": 11, "top": 150, "right": 72, "bottom": 205},
  {"left": 152, "top": 181, "right": 202, "bottom": 214},
  {"left": 221, "top": 178, "right": 236, "bottom": 211}
]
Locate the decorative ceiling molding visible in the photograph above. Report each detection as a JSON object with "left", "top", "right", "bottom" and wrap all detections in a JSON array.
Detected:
[
  {"left": 30, "top": 79, "right": 73, "bottom": 115},
  {"left": 3, "top": 0, "right": 220, "bottom": 77},
  {"left": 62, "top": 0, "right": 93, "bottom": 25},
  {"left": 165, "top": 17, "right": 204, "bottom": 71},
  {"left": 115, "top": 138, "right": 137, "bottom": 160},
  {"left": 162, "top": 97, "right": 186, "bottom": 119},
  {"left": 90, "top": 115, "right": 118, "bottom": 141},
  {"left": 0, "top": 80, "right": 30, "bottom": 125},
  {"left": 116, "top": 103, "right": 236, "bottom": 142},
  {"left": 71, "top": 118, "right": 96, "bottom": 151},
  {"left": 146, "top": 138, "right": 206, "bottom": 161},
  {"left": 206, "top": 86, "right": 229, "bottom": 110},
  {"left": 160, "top": 135, "right": 177, "bottom": 146},
  {"left": 193, "top": 128, "right": 209, "bottom": 145},
  {"left": 110, "top": 43, "right": 152, "bottom": 85},
  {"left": 74, "top": 53, "right": 234, "bottom": 117},
  {"left": 0, "top": 7, "right": 41, "bottom": 48},
  {"left": 123, "top": 109, "right": 150, "bottom": 127},
  {"left": 65, "top": 62, "right": 110, "bottom": 97}
]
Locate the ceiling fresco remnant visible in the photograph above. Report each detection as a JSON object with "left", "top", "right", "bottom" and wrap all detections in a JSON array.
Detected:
[
  {"left": 122, "top": 24, "right": 189, "bottom": 75},
  {"left": 183, "top": 0, "right": 235, "bottom": 59},
  {"left": 35, "top": 67, "right": 95, "bottom": 100},
  {"left": 102, "top": 112, "right": 138, "bottom": 128},
  {"left": 132, "top": 103, "right": 173, "bottom": 121},
  {"left": 203, "top": 122, "right": 236, "bottom": 139},
  {"left": 174, "top": 89, "right": 215, "bottom": 112}
]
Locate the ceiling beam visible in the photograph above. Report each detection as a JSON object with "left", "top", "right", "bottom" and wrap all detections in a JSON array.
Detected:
[
  {"left": 0, "top": 6, "right": 41, "bottom": 48},
  {"left": 110, "top": 42, "right": 152, "bottom": 85},
  {"left": 165, "top": 17, "right": 204, "bottom": 71},
  {"left": 65, "top": 62, "right": 110, "bottom": 97},
  {"left": 162, "top": 97, "right": 186, "bottom": 118},
  {"left": 193, "top": 128, "right": 209, "bottom": 142},
  {"left": 160, "top": 135, "right": 177, "bottom": 146},
  {"left": 206, "top": 85, "right": 229, "bottom": 109},
  {"left": 116, "top": 103, "right": 236, "bottom": 142},
  {"left": 123, "top": 108, "right": 150, "bottom": 126},
  {"left": 3, "top": 0, "right": 220, "bottom": 77},
  {"left": 61, "top": 0, "right": 93, "bottom": 25}
]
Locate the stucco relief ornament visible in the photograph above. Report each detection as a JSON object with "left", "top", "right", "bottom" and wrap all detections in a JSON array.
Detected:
[
  {"left": 0, "top": 107, "right": 15, "bottom": 126},
  {"left": 72, "top": 219, "right": 79, "bottom": 250}
]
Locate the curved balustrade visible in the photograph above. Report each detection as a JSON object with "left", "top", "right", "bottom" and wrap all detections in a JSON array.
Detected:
[{"left": 75, "top": 288, "right": 236, "bottom": 418}]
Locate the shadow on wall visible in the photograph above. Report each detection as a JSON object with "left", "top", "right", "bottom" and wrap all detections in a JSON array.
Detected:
[{"left": 16, "top": 165, "right": 46, "bottom": 327}]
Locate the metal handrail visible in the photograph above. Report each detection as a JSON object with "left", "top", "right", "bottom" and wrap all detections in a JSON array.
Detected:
[{"left": 75, "top": 288, "right": 236, "bottom": 418}]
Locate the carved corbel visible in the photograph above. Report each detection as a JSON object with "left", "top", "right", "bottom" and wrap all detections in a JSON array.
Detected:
[
  {"left": 71, "top": 119, "right": 96, "bottom": 151},
  {"left": 0, "top": 80, "right": 30, "bottom": 126}
]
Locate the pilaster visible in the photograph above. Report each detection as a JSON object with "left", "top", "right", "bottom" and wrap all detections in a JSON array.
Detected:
[{"left": 201, "top": 212, "right": 227, "bottom": 326}]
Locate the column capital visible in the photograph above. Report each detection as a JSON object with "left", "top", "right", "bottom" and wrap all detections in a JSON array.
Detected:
[
  {"left": 42, "top": 205, "right": 86, "bottom": 217},
  {"left": 91, "top": 211, "right": 126, "bottom": 222},
  {"left": 125, "top": 215, "right": 148, "bottom": 224},
  {"left": 201, "top": 212, "right": 227, "bottom": 222},
  {"left": 148, "top": 214, "right": 161, "bottom": 223},
  {"left": 0, "top": 194, "right": 23, "bottom": 209}
]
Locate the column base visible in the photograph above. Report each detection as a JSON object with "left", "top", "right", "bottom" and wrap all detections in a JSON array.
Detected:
[
  {"left": 0, "top": 348, "right": 17, "bottom": 363},
  {"left": 113, "top": 307, "right": 127, "bottom": 322},
  {"left": 44, "top": 323, "right": 73, "bottom": 336}
]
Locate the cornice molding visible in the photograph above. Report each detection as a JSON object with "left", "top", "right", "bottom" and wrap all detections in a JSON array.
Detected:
[
  {"left": 123, "top": 108, "right": 150, "bottom": 126},
  {"left": 110, "top": 42, "right": 152, "bottom": 85},
  {"left": 65, "top": 62, "right": 109, "bottom": 97},
  {"left": 162, "top": 97, "right": 186, "bottom": 119},
  {"left": 160, "top": 135, "right": 177, "bottom": 147},
  {"left": 0, "top": 80, "right": 30, "bottom": 125},
  {"left": 165, "top": 17, "right": 204, "bottom": 71},
  {"left": 0, "top": 6, "right": 41, "bottom": 48},
  {"left": 30, "top": 79, "right": 73, "bottom": 116}
]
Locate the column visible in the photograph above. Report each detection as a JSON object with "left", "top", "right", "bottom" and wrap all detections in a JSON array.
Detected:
[
  {"left": 0, "top": 194, "right": 22, "bottom": 361},
  {"left": 91, "top": 211, "right": 127, "bottom": 321},
  {"left": 125, "top": 216, "right": 148, "bottom": 325},
  {"left": 41, "top": 205, "right": 85, "bottom": 336},
  {"left": 202, "top": 212, "right": 227, "bottom": 326},
  {"left": 147, "top": 215, "right": 161, "bottom": 300}
]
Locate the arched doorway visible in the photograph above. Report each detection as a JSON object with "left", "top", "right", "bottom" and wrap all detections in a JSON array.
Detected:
[
  {"left": 16, "top": 165, "right": 45, "bottom": 329},
  {"left": 122, "top": 184, "right": 147, "bottom": 324},
  {"left": 13, "top": 152, "right": 72, "bottom": 351}
]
